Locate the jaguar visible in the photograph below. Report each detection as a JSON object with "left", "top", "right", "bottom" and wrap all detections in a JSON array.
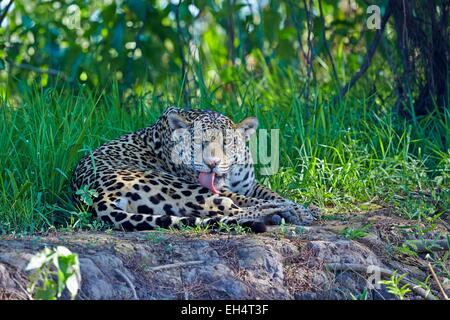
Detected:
[{"left": 71, "top": 107, "right": 315, "bottom": 233}]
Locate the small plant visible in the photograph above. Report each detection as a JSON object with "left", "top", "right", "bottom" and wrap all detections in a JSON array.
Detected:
[
  {"left": 216, "top": 221, "right": 251, "bottom": 235},
  {"left": 70, "top": 210, "right": 92, "bottom": 229},
  {"left": 350, "top": 288, "right": 368, "bottom": 300},
  {"left": 172, "top": 222, "right": 211, "bottom": 235},
  {"left": 67, "top": 210, "right": 106, "bottom": 231},
  {"left": 294, "top": 226, "right": 305, "bottom": 235},
  {"left": 379, "top": 271, "right": 411, "bottom": 300},
  {"left": 279, "top": 218, "right": 289, "bottom": 235},
  {"left": 146, "top": 231, "right": 164, "bottom": 244},
  {"left": 26, "top": 246, "right": 81, "bottom": 300},
  {"left": 90, "top": 219, "right": 107, "bottom": 230},
  {"left": 340, "top": 224, "right": 371, "bottom": 240},
  {"left": 413, "top": 275, "right": 433, "bottom": 299},
  {"left": 424, "top": 237, "right": 450, "bottom": 286},
  {"left": 393, "top": 244, "right": 419, "bottom": 258},
  {"left": 75, "top": 185, "right": 99, "bottom": 206}
]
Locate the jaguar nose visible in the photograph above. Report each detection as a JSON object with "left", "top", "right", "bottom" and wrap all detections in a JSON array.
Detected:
[{"left": 205, "top": 159, "right": 221, "bottom": 169}]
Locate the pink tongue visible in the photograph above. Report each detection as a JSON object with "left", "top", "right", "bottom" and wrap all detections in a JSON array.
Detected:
[{"left": 198, "top": 172, "right": 219, "bottom": 194}]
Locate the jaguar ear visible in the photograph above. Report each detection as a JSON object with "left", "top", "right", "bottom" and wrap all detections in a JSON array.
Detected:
[
  {"left": 164, "top": 106, "right": 182, "bottom": 115},
  {"left": 237, "top": 117, "right": 258, "bottom": 140},
  {"left": 167, "top": 112, "right": 190, "bottom": 130}
]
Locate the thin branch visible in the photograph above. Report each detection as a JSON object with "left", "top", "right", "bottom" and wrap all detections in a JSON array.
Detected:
[
  {"left": 226, "top": 0, "right": 236, "bottom": 66},
  {"left": 148, "top": 260, "right": 204, "bottom": 272},
  {"left": 404, "top": 239, "right": 450, "bottom": 253},
  {"left": 337, "top": 0, "right": 393, "bottom": 100},
  {"left": 327, "top": 263, "right": 438, "bottom": 300},
  {"left": 288, "top": 0, "right": 308, "bottom": 67},
  {"left": 301, "top": 0, "right": 316, "bottom": 107},
  {"left": 174, "top": 2, "right": 190, "bottom": 108},
  {"left": 303, "top": 0, "right": 315, "bottom": 79},
  {"left": 115, "top": 269, "right": 138, "bottom": 300},
  {"left": 0, "top": 0, "right": 14, "bottom": 27},
  {"left": 317, "top": 0, "right": 340, "bottom": 91},
  {"left": 12, "top": 277, "right": 33, "bottom": 300},
  {"left": 428, "top": 263, "right": 449, "bottom": 300},
  {"left": 6, "top": 58, "right": 72, "bottom": 81}
]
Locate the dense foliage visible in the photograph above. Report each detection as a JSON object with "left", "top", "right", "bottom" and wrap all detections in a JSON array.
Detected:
[
  {"left": 1, "top": 1, "right": 447, "bottom": 114},
  {"left": 0, "top": 1, "right": 448, "bottom": 236},
  {"left": 3, "top": 0, "right": 377, "bottom": 87}
]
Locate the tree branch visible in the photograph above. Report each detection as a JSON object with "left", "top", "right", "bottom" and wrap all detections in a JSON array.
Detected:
[
  {"left": 428, "top": 263, "right": 449, "bottom": 300},
  {"left": 404, "top": 239, "right": 450, "bottom": 253},
  {"left": 301, "top": 0, "right": 316, "bottom": 107},
  {"left": 0, "top": 0, "right": 14, "bottom": 27},
  {"left": 115, "top": 269, "right": 138, "bottom": 300},
  {"left": 174, "top": 2, "right": 190, "bottom": 108},
  {"left": 226, "top": 0, "right": 236, "bottom": 66},
  {"left": 327, "top": 263, "right": 438, "bottom": 300},
  {"left": 147, "top": 260, "right": 204, "bottom": 272},
  {"left": 318, "top": 0, "right": 340, "bottom": 91},
  {"left": 288, "top": 0, "right": 308, "bottom": 65},
  {"left": 337, "top": 0, "right": 393, "bottom": 100},
  {"left": 6, "top": 58, "right": 72, "bottom": 81}
]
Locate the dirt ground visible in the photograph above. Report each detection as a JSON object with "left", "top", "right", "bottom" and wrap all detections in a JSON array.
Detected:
[{"left": 0, "top": 208, "right": 448, "bottom": 300}]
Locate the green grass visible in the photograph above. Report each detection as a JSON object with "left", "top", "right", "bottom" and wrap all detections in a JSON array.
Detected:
[
  {"left": 340, "top": 225, "right": 371, "bottom": 240},
  {"left": 0, "top": 71, "right": 449, "bottom": 235}
]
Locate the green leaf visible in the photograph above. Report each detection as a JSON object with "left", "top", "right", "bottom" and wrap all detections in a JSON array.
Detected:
[
  {"left": 34, "top": 279, "right": 58, "bottom": 300},
  {"left": 21, "top": 15, "right": 35, "bottom": 29},
  {"left": 66, "top": 274, "right": 80, "bottom": 299},
  {"left": 25, "top": 253, "right": 48, "bottom": 270}
]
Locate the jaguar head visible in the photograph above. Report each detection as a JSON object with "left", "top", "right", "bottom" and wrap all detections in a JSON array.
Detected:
[{"left": 162, "top": 107, "right": 257, "bottom": 193}]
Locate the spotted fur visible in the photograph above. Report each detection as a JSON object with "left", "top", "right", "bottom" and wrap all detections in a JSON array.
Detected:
[{"left": 71, "top": 107, "right": 314, "bottom": 233}]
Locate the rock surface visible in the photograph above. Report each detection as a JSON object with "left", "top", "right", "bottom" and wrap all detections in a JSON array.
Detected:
[{"left": 0, "top": 210, "right": 448, "bottom": 300}]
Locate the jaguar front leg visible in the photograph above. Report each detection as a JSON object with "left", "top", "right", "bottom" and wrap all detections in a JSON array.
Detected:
[
  {"left": 204, "top": 194, "right": 298, "bottom": 231},
  {"left": 238, "top": 183, "right": 316, "bottom": 225}
]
